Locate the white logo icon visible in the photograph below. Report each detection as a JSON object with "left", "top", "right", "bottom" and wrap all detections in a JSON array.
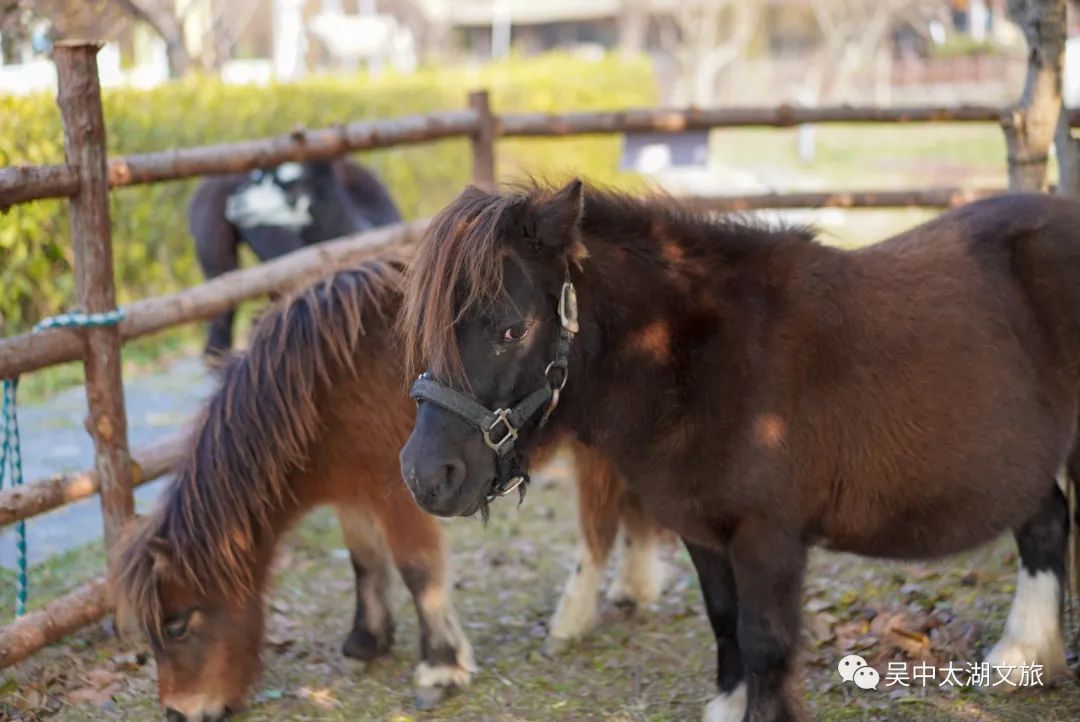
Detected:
[
  {"left": 853, "top": 666, "right": 880, "bottom": 690},
  {"left": 837, "top": 654, "right": 867, "bottom": 682}
]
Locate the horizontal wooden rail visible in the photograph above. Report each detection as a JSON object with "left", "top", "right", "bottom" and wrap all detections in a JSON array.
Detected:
[
  {"left": 0, "top": 579, "right": 107, "bottom": 668},
  {"left": 495, "top": 104, "right": 1036, "bottom": 136},
  {"left": 0, "top": 165, "right": 80, "bottom": 209},
  {"left": 0, "top": 219, "right": 427, "bottom": 379},
  {"left": 686, "top": 187, "right": 1002, "bottom": 212},
  {"left": 6, "top": 103, "right": 1079, "bottom": 207},
  {"left": 0, "top": 432, "right": 185, "bottom": 527},
  {"left": 0, "top": 111, "right": 478, "bottom": 206},
  {"left": 106, "top": 110, "right": 477, "bottom": 188}
]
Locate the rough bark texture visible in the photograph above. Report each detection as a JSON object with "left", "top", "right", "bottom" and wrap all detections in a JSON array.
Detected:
[
  {"left": 0, "top": 110, "right": 477, "bottom": 206},
  {"left": 0, "top": 220, "right": 428, "bottom": 379},
  {"left": 0, "top": 164, "right": 79, "bottom": 210},
  {"left": 686, "top": 187, "right": 999, "bottom": 213},
  {"left": 1004, "top": 0, "right": 1067, "bottom": 191},
  {"left": 0, "top": 433, "right": 185, "bottom": 526},
  {"left": 54, "top": 42, "right": 135, "bottom": 561},
  {"left": 0, "top": 580, "right": 107, "bottom": 669},
  {"left": 10, "top": 103, "right": 1080, "bottom": 207},
  {"left": 469, "top": 90, "right": 496, "bottom": 191}
]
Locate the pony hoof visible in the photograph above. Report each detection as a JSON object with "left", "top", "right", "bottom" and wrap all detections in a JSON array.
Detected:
[
  {"left": 702, "top": 684, "right": 747, "bottom": 722},
  {"left": 542, "top": 635, "right": 575, "bottom": 657},
  {"left": 341, "top": 629, "right": 391, "bottom": 662},
  {"left": 413, "top": 685, "right": 451, "bottom": 710}
]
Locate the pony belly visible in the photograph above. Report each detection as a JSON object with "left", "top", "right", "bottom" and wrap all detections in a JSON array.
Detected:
[{"left": 819, "top": 495, "right": 1030, "bottom": 561}]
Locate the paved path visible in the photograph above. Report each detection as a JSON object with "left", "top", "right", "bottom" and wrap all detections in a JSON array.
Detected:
[{"left": 0, "top": 355, "right": 215, "bottom": 568}]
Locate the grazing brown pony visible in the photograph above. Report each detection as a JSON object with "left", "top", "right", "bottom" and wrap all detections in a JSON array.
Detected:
[
  {"left": 398, "top": 181, "right": 1080, "bottom": 722},
  {"left": 112, "top": 256, "right": 667, "bottom": 720},
  {"left": 113, "top": 260, "right": 473, "bottom": 722}
]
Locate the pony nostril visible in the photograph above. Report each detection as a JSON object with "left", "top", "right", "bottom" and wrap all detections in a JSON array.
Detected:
[
  {"left": 165, "top": 709, "right": 187, "bottom": 722},
  {"left": 443, "top": 458, "right": 466, "bottom": 488}
]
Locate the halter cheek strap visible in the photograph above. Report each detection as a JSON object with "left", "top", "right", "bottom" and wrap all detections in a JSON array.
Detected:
[{"left": 410, "top": 276, "right": 578, "bottom": 503}]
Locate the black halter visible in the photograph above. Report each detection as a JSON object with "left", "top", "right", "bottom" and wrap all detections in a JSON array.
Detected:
[{"left": 410, "top": 276, "right": 579, "bottom": 503}]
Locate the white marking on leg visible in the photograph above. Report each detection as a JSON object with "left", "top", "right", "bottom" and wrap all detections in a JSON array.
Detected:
[
  {"left": 702, "top": 683, "right": 747, "bottom": 722},
  {"left": 414, "top": 586, "right": 475, "bottom": 689},
  {"left": 608, "top": 526, "right": 668, "bottom": 606},
  {"left": 984, "top": 569, "right": 1067, "bottom": 686},
  {"left": 548, "top": 544, "right": 603, "bottom": 644}
]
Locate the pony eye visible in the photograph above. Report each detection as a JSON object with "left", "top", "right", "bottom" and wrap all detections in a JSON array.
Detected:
[
  {"left": 164, "top": 616, "right": 189, "bottom": 641},
  {"left": 501, "top": 324, "right": 529, "bottom": 343}
]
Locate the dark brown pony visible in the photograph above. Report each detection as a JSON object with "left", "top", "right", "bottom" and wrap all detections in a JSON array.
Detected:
[
  {"left": 112, "top": 256, "right": 667, "bottom": 720},
  {"left": 398, "top": 181, "right": 1080, "bottom": 722},
  {"left": 189, "top": 158, "right": 401, "bottom": 357}
]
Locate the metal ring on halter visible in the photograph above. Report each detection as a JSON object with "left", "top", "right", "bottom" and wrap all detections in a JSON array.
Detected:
[{"left": 544, "top": 360, "right": 568, "bottom": 390}]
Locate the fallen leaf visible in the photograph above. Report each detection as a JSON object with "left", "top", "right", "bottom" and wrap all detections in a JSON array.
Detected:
[{"left": 67, "top": 668, "right": 124, "bottom": 706}]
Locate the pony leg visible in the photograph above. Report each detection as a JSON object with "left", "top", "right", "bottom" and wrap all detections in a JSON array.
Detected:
[
  {"left": 376, "top": 487, "right": 474, "bottom": 709},
  {"left": 335, "top": 505, "right": 395, "bottom": 662},
  {"left": 608, "top": 491, "right": 670, "bottom": 608},
  {"left": 545, "top": 443, "right": 621, "bottom": 655},
  {"left": 205, "top": 310, "right": 236, "bottom": 359},
  {"left": 984, "top": 480, "right": 1070, "bottom": 686},
  {"left": 196, "top": 216, "right": 243, "bottom": 358},
  {"left": 685, "top": 541, "right": 746, "bottom": 722},
  {"left": 727, "top": 523, "right": 805, "bottom": 722}
]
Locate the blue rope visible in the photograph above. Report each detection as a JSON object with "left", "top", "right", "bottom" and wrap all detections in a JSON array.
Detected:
[
  {"left": 0, "top": 379, "right": 26, "bottom": 617},
  {"left": 32, "top": 309, "right": 125, "bottom": 333},
  {"left": 1, "top": 307, "right": 125, "bottom": 618}
]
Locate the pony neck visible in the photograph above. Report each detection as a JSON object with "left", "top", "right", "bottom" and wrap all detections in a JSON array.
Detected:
[{"left": 551, "top": 196, "right": 817, "bottom": 448}]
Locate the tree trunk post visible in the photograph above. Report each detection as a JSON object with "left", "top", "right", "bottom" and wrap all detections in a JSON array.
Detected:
[
  {"left": 469, "top": 90, "right": 497, "bottom": 191},
  {"left": 53, "top": 42, "right": 135, "bottom": 562},
  {"left": 1002, "top": 0, "right": 1068, "bottom": 191}
]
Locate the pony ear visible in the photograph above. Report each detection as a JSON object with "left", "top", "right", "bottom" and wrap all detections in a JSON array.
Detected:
[{"left": 533, "top": 179, "right": 584, "bottom": 249}]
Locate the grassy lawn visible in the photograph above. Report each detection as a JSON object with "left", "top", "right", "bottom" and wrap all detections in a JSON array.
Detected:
[
  {"left": 708, "top": 123, "right": 1008, "bottom": 189},
  {"left": 2, "top": 452, "right": 1078, "bottom": 721}
]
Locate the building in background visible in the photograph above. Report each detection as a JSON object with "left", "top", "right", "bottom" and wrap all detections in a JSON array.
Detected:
[{"left": 0, "top": 0, "right": 1034, "bottom": 105}]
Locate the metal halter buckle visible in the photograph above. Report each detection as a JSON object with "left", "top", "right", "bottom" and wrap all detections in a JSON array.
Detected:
[
  {"left": 482, "top": 409, "right": 518, "bottom": 452},
  {"left": 490, "top": 474, "right": 525, "bottom": 500},
  {"left": 559, "top": 281, "right": 579, "bottom": 334}
]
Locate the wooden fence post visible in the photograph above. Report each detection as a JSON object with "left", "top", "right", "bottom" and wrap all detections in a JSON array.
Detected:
[
  {"left": 1001, "top": 0, "right": 1067, "bottom": 192},
  {"left": 469, "top": 90, "right": 496, "bottom": 191},
  {"left": 53, "top": 42, "right": 135, "bottom": 561}
]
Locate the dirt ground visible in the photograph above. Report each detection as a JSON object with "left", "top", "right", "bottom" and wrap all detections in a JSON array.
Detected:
[{"left": 2, "top": 452, "right": 1078, "bottom": 722}]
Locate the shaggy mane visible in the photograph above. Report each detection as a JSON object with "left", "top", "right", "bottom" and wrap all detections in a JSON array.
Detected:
[
  {"left": 399, "top": 181, "right": 813, "bottom": 382},
  {"left": 113, "top": 257, "right": 403, "bottom": 642}
]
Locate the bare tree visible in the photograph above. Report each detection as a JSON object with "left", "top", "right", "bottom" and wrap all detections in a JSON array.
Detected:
[
  {"left": 806, "top": 0, "right": 931, "bottom": 104},
  {"left": 112, "top": 0, "right": 191, "bottom": 77},
  {"left": 660, "top": 0, "right": 761, "bottom": 106},
  {"left": 199, "top": 0, "right": 261, "bottom": 71}
]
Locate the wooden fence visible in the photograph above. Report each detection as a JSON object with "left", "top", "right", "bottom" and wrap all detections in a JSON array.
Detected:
[{"left": 0, "top": 41, "right": 1032, "bottom": 668}]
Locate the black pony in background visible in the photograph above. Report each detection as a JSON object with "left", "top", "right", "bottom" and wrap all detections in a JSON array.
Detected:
[{"left": 188, "top": 158, "right": 401, "bottom": 356}]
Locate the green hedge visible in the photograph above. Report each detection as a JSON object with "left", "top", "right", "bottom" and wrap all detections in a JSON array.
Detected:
[{"left": 0, "top": 53, "right": 656, "bottom": 332}]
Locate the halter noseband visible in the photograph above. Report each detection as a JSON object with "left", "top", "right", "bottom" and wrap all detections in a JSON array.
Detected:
[{"left": 410, "top": 275, "right": 579, "bottom": 503}]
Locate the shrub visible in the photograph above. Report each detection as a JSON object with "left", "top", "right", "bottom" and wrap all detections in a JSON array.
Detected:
[{"left": 0, "top": 53, "right": 656, "bottom": 332}]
